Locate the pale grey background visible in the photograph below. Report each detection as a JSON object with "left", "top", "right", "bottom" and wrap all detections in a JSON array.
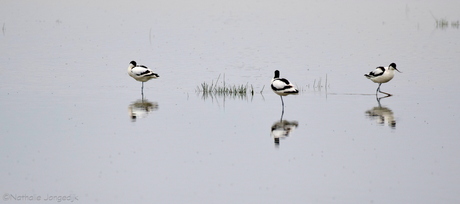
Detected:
[{"left": 1, "top": 0, "right": 460, "bottom": 203}]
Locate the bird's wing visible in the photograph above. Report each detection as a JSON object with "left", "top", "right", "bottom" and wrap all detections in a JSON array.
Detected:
[
  {"left": 368, "top": 66, "right": 385, "bottom": 77},
  {"left": 272, "top": 78, "right": 293, "bottom": 90},
  {"left": 131, "top": 67, "right": 152, "bottom": 76},
  {"left": 278, "top": 78, "right": 290, "bottom": 85},
  {"left": 137, "top": 65, "right": 148, "bottom": 68}
]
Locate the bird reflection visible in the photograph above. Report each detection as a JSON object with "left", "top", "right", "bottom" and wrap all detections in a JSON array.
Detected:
[
  {"left": 365, "top": 96, "right": 396, "bottom": 128},
  {"left": 270, "top": 108, "right": 298, "bottom": 146},
  {"left": 128, "top": 96, "right": 158, "bottom": 122}
]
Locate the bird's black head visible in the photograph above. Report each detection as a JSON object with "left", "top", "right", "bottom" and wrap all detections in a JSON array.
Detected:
[
  {"left": 130, "top": 61, "right": 137, "bottom": 66},
  {"left": 389, "top": 63, "right": 401, "bottom": 73},
  {"left": 274, "top": 70, "right": 280, "bottom": 78}
]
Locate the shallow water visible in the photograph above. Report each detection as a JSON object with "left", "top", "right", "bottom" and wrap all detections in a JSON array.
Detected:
[{"left": 1, "top": 0, "right": 460, "bottom": 203}]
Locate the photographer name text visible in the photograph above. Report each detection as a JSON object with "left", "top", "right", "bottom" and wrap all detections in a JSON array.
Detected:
[{"left": 3, "top": 193, "right": 78, "bottom": 202}]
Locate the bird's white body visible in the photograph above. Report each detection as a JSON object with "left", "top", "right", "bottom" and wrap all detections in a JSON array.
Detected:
[
  {"left": 128, "top": 61, "right": 159, "bottom": 82},
  {"left": 365, "top": 63, "right": 399, "bottom": 84},
  {"left": 271, "top": 70, "right": 299, "bottom": 96}
]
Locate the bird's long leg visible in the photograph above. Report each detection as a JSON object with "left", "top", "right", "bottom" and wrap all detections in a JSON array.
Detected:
[
  {"left": 379, "top": 91, "right": 392, "bottom": 96},
  {"left": 377, "top": 83, "right": 392, "bottom": 96},
  {"left": 376, "top": 83, "right": 382, "bottom": 95},
  {"left": 280, "top": 95, "right": 285, "bottom": 121},
  {"left": 280, "top": 95, "right": 284, "bottom": 107},
  {"left": 280, "top": 108, "right": 285, "bottom": 122},
  {"left": 141, "top": 82, "right": 144, "bottom": 99},
  {"left": 376, "top": 95, "right": 382, "bottom": 107},
  {"left": 376, "top": 95, "right": 391, "bottom": 107}
]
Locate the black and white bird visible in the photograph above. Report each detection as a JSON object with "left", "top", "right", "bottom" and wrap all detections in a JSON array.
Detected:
[
  {"left": 271, "top": 70, "right": 299, "bottom": 109},
  {"left": 128, "top": 61, "right": 159, "bottom": 93},
  {"left": 364, "top": 63, "right": 401, "bottom": 96}
]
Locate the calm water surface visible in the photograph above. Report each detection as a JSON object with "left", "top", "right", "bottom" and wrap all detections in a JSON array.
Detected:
[{"left": 1, "top": 0, "right": 460, "bottom": 203}]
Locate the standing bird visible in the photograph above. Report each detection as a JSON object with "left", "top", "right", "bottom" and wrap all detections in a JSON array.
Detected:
[
  {"left": 128, "top": 61, "right": 159, "bottom": 94},
  {"left": 364, "top": 63, "right": 401, "bottom": 96},
  {"left": 271, "top": 70, "right": 298, "bottom": 111}
]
